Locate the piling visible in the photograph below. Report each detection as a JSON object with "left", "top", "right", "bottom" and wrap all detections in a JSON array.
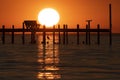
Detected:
[
  {"left": 63, "top": 24, "right": 66, "bottom": 44},
  {"left": 88, "top": 29, "right": 91, "bottom": 45},
  {"left": 53, "top": 25, "right": 55, "bottom": 44},
  {"left": 2, "top": 25, "right": 5, "bottom": 44},
  {"left": 43, "top": 25, "right": 46, "bottom": 44},
  {"left": 11, "top": 25, "right": 14, "bottom": 44},
  {"left": 31, "top": 31, "right": 36, "bottom": 44},
  {"left": 86, "top": 25, "right": 88, "bottom": 44},
  {"left": 22, "top": 22, "right": 25, "bottom": 44},
  {"left": 30, "top": 25, "right": 36, "bottom": 44},
  {"left": 58, "top": 24, "right": 61, "bottom": 44},
  {"left": 77, "top": 24, "right": 80, "bottom": 45},
  {"left": 97, "top": 24, "right": 100, "bottom": 45},
  {"left": 66, "top": 25, "right": 68, "bottom": 44}
]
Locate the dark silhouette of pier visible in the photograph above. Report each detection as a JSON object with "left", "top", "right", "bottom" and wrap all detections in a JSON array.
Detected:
[{"left": 0, "top": 4, "right": 112, "bottom": 45}]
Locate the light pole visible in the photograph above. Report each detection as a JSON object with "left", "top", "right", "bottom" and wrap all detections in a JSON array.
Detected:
[{"left": 86, "top": 20, "right": 92, "bottom": 45}]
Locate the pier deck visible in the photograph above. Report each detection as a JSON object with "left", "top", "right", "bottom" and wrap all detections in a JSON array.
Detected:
[{"left": 0, "top": 28, "right": 110, "bottom": 32}]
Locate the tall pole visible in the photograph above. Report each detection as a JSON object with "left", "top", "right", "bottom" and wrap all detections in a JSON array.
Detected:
[
  {"left": 86, "top": 20, "right": 92, "bottom": 29},
  {"left": 109, "top": 4, "right": 112, "bottom": 45}
]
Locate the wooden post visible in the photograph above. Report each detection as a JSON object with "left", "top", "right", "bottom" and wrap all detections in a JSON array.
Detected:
[
  {"left": 43, "top": 25, "right": 46, "bottom": 44},
  {"left": 88, "top": 27, "right": 91, "bottom": 45},
  {"left": 2, "top": 25, "right": 5, "bottom": 44},
  {"left": 22, "top": 22, "right": 25, "bottom": 44},
  {"left": 86, "top": 25, "right": 88, "bottom": 44},
  {"left": 63, "top": 24, "right": 66, "bottom": 44},
  {"left": 53, "top": 25, "right": 55, "bottom": 44},
  {"left": 77, "top": 24, "right": 79, "bottom": 45},
  {"left": 97, "top": 24, "right": 100, "bottom": 45},
  {"left": 30, "top": 25, "right": 36, "bottom": 44},
  {"left": 58, "top": 24, "right": 61, "bottom": 44},
  {"left": 31, "top": 31, "right": 36, "bottom": 44},
  {"left": 11, "top": 25, "right": 14, "bottom": 44},
  {"left": 66, "top": 25, "right": 68, "bottom": 44},
  {"left": 109, "top": 4, "right": 112, "bottom": 45}
]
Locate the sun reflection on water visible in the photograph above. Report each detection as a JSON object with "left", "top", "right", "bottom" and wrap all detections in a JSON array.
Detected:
[{"left": 37, "top": 41, "right": 61, "bottom": 80}]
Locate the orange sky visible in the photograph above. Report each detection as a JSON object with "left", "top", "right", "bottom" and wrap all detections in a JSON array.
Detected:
[{"left": 0, "top": 0, "right": 120, "bottom": 33}]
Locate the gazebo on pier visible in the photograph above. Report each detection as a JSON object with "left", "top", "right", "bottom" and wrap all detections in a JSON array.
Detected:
[{"left": 23, "top": 20, "right": 37, "bottom": 43}]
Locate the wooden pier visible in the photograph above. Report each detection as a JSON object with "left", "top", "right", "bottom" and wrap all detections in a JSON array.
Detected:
[
  {"left": 0, "top": 24, "right": 111, "bottom": 45},
  {"left": 0, "top": 4, "right": 112, "bottom": 45}
]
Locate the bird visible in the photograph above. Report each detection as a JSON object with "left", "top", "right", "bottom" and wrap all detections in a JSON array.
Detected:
[{"left": 47, "top": 36, "right": 50, "bottom": 40}]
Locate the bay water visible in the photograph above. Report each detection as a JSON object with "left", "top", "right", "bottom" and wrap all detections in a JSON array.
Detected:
[{"left": 0, "top": 34, "right": 120, "bottom": 80}]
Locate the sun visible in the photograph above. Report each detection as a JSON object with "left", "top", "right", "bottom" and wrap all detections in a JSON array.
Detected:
[{"left": 38, "top": 8, "right": 60, "bottom": 27}]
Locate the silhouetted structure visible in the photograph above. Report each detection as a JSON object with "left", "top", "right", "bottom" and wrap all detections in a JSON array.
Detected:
[
  {"left": 109, "top": 4, "right": 112, "bottom": 45},
  {"left": 23, "top": 20, "right": 37, "bottom": 43},
  {"left": 86, "top": 20, "right": 92, "bottom": 45},
  {"left": 24, "top": 20, "right": 37, "bottom": 29},
  {"left": 0, "top": 4, "right": 112, "bottom": 45}
]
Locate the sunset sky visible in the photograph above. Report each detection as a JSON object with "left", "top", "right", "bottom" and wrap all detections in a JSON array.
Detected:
[{"left": 0, "top": 0, "right": 120, "bottom": 33}]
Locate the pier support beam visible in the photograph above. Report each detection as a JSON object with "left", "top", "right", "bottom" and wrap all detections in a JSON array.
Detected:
[
  {"left": 97, "top": 24, "right": 100, "bottom": 45},
  {"left": 77, "top": 24, "right": 80, "bottom": 45},
  {"left": 22, "top": 22, "right": 25, "bottom": 44},
  {"left": 66, "top": 25, "right": 68, "bottom": 45},
  {"left": 2, "top": 25, "right": 5, "bottom": 44},
  {"left": 31, "top": 31, "right": 36, "bottom": 44},
  {"left": 11, "top": 25, "right": 14, "bottom": 44},
  {"left": 86, "top": 25, "right": 88, "bottom": 45},
  {"left": 43, "top": 25, "right": 46, "bottom": 44},
  {"left": 63, "top": 24, "right": 66, "bottom": 44},
  {"left": 53, "top": 25, "right": 55, "bottom": 44},
  {"left": 58, "top": 25, "right": 61, "bottom": 44}
]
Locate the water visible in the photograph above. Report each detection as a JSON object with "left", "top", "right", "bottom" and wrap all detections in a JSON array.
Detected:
[{"left": 0, "top": 34, "right": 120, "bottom": 80}]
